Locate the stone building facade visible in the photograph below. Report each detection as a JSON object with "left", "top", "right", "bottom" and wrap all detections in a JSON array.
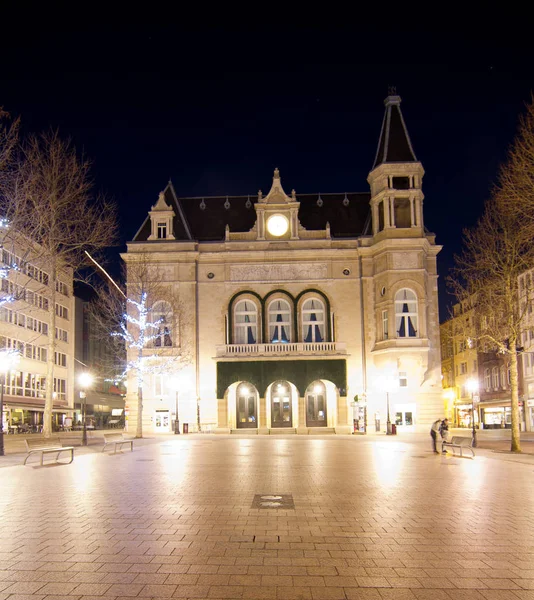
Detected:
[
  {"left": 124, "top": 94, "right": 443, "bottom": 435},
  {"left": 0, "top": 238, "right": 75, "bottom": 431}
]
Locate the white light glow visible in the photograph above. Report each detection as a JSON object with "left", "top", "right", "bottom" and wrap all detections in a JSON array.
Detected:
[
  {"left": 267, "top": 214, "right": 289, "bottom": 237},
  {"left": 467, "top": 378, "right": 479, "bottom": 394},
  {"left": 79, "top": 372, "right": 93, "bottom": 388},
  {"left": 0, "top": 349, "right": 20, "bottom": 373}
]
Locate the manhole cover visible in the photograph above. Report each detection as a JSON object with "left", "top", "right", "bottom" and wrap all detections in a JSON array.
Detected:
[{"left": 252, "top": 494, "right": 295, "bottom": 509}]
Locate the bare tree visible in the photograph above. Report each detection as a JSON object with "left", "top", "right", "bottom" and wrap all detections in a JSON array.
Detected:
[
  {"left": 495, "top": 95, "right": 534, "bottom": 237},
  {"left": 451, "top": 97, "right": 534, "bottom": 452},
  {"left": 1, "top": 107, "right": 21, "bottom": 303},
  {"left": 90, "top": 256, "right": 191, "bottom": 438},
  {"left": 0, "top": 107, "right": 19, "bottom": 177},
  {"left": 0, "top": 131, "right": 117, "bottom": 437},
  {"left": 451, "top": 189, "right": 534, "bottom": 453}
]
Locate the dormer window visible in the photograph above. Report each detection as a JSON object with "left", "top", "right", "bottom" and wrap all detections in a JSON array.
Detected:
[
  {"left": 157, "top": 222, "right": 167, "bottom": 239},
  {"left": 148, "top": 191, "right": 176, "bottom": 241}
]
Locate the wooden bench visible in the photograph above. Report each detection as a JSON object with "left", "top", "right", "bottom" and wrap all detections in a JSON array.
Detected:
[
  {"left": 442, "top": 436, "right": 475, "bottom": 458},
  {"left": 24, "top": 437, "right": 74, "bottom": 466},
  {"left": 102, "top": 432, "right": 133, "bottom": 453}
]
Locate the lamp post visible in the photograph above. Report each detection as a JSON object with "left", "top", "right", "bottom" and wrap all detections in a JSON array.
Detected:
[
  {"left": 78, "top": 372, "right": 93, "bottom": 446},
  {"left": 467, "top": 378, "right": 479, "bottom": 448},
  {"left": 386, "top": 391, "right": 391, "bottom": 434},
  {"left": 383, "top": 375, "right": 398, "bottom": 435},
  {"left": 0, "top": 350, "right": 19, "bottom": 457},
  {"left": 170, "top": 375, "right": 181, "bottom": 434}
]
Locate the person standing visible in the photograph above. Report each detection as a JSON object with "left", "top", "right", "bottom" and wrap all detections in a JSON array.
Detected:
[
  {"left": 430, "top": 419, "right": 441, "bottom": 453},
  {"left": 440, "top": 418, "right": 450, "bottom": 453}
]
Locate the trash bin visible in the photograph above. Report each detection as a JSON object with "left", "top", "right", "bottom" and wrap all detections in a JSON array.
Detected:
[
  {"left": 183, "top": 423, "right": 188, "bottom": 434},
  {"left": 391, "top": 423, "right": 397, "bottom": 435}
]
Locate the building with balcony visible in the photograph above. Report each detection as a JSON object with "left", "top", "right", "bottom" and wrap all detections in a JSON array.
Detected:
[
  {"left": 0, "top": 237, "right": 74, "bottom": 432},
  {"left": 123, "top": 94, "right": 443, "bottom": 434},
  {"left": 440, "top": 297, "right": 529, "bottom": 431}
]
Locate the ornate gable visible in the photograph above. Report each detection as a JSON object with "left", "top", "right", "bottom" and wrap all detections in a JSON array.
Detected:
[{"left": 148, "top": 191, "right": 176, "bottom": 240}]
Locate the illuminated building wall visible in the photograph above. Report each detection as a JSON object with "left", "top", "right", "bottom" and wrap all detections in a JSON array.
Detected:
[{"left": 124, "top": 94, "right": 443, "bottom": 434}]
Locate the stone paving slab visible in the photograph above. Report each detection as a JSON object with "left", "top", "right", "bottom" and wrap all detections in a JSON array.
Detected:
[{"left": 1, "top": 433, "right": 534, "bottom": 599}]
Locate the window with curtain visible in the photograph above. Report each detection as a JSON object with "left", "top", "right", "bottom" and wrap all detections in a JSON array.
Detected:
[
  {"left": 234, "top": 300, "right": 258, "bottom": 344},
  {"left": 484, "top": 368, "right": 491, "bottom": 391},
  {"left": 152, "top": 301, "right": 173, "bottom": 347},
  {"left": 492, "top": 366, "right": 499, "bottom": 390},
  {"left": 395, "top": 289, "right": 418, "bottom": 338},
  {"left": 500, "top": 365, "right": 506, "bottom": 389},
  {"left": 268, "top": 299, "right": 292, "bottom": 343},
  {"left": 302, "top": 298, "right": 325, "bottom": 343}
]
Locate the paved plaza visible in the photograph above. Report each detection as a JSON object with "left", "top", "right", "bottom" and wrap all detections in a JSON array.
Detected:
[{"left": 1, "top": 432, "right": 534, "bottom": 600}]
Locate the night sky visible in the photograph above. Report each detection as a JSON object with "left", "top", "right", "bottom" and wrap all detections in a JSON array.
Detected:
[{"left": 1, "top": 20, "right": 533, "bottom": 318}]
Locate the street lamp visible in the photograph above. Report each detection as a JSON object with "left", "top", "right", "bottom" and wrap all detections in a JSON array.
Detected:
[
  {"left": 467, "top": 378, "right": 479, "bottom": 448},
  {"left": 0, "top": 350, "right": 19, "bottom": 457},
  {"left": 78, "top": 372, "right": 93, "bottom": 446},
  {"left": 170, "top": 375, "right": 181, "bottom": 434}
]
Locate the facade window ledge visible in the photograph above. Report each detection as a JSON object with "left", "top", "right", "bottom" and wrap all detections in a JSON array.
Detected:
[
  {"left": 215, "top": 341, "right": 347, "bottom": 358},
  {"left": 372, "top": 337, "right": 429, "bottom": 355}
]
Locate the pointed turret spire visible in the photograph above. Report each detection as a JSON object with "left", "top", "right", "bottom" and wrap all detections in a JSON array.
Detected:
[{"left": 372, "top": 92, "right": 417, "bottom": 170}]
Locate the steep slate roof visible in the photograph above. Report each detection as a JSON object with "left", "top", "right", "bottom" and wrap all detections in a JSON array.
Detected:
[
  {"left": 132, "top": 187, "right": 371, "bottom": 243},
  {"left": 372, "top": 94, "right": 417, "bottom": 169}
]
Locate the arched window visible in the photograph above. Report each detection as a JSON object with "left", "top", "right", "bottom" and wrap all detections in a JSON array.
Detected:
[
  {"left": 484, "top": 368, "right": 491, "bottom": 391},
  {"left": 395, "top": 289, "right": 418, "bottom": 338},
  {"left": 302, "top": 298, "right": 325, "bottom": 343},
  {"left": 152, "top": 301, "right": 172, "bottom": 347},
  {"left": 268, "top": 299, "right": 292, "bottom": 343},
  {"left": 234, "top": 300, "right": 258, "bottom": 344},
  {"left": 492, "top": 366, "right": 499, "bottom": 390}
]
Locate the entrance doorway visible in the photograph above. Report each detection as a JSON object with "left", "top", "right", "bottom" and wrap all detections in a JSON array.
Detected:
[
  {"left": 271, "top": 380, "right": 292, "bottom": 427},
  {"left": 154, "top": 410, "right": 171, "bottom": 432},
  {"left": 236, "top": 382, "right": 258, "bottom": 428},
  {"left": 394, "top": 403, "right": 416, "bottom": 429},
  {"left": 306, "top": 380, "right": 327, "bottom": 427}
]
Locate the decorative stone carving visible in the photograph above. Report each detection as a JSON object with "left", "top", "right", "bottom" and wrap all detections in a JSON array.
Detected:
[
  {"left": 230, "top": 263, "right": 327, "bottom": 282},
  {"left": 391, "top": 252, "right": 419, "bottom": 269},
  {"left": 375, "top": 256, "right": 387, "bottom": 273}
]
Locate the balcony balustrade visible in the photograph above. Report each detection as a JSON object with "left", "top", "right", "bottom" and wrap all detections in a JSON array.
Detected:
[{"left": 216, "top": 341, "right": 347, "bottom": 357}]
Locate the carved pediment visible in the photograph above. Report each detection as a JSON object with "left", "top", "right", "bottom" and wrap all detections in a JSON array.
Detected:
[
  {"left": 151, "top": 191, "right": 172, "bottom": 212},
  {"left": 262, "top": 168, "right": 292, "bottom": 205}
]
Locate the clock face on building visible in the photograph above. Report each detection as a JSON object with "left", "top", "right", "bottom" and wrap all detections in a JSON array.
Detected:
[{"left": 267, "top": 214, "right": 289, "bottom": 237}]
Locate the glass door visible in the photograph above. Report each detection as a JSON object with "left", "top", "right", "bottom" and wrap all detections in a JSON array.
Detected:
[
  {"left": 154, "top": 410, "right": 170, "bottom": 432},
  {"left": 271, "top": 381, "right": 292, "bottom": 427},
  {"left": 306, "top": 381, "right": 327, "bottom": 427},
  {"left": 236, "top": 383, "right": 257, "bottom": 428}
]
